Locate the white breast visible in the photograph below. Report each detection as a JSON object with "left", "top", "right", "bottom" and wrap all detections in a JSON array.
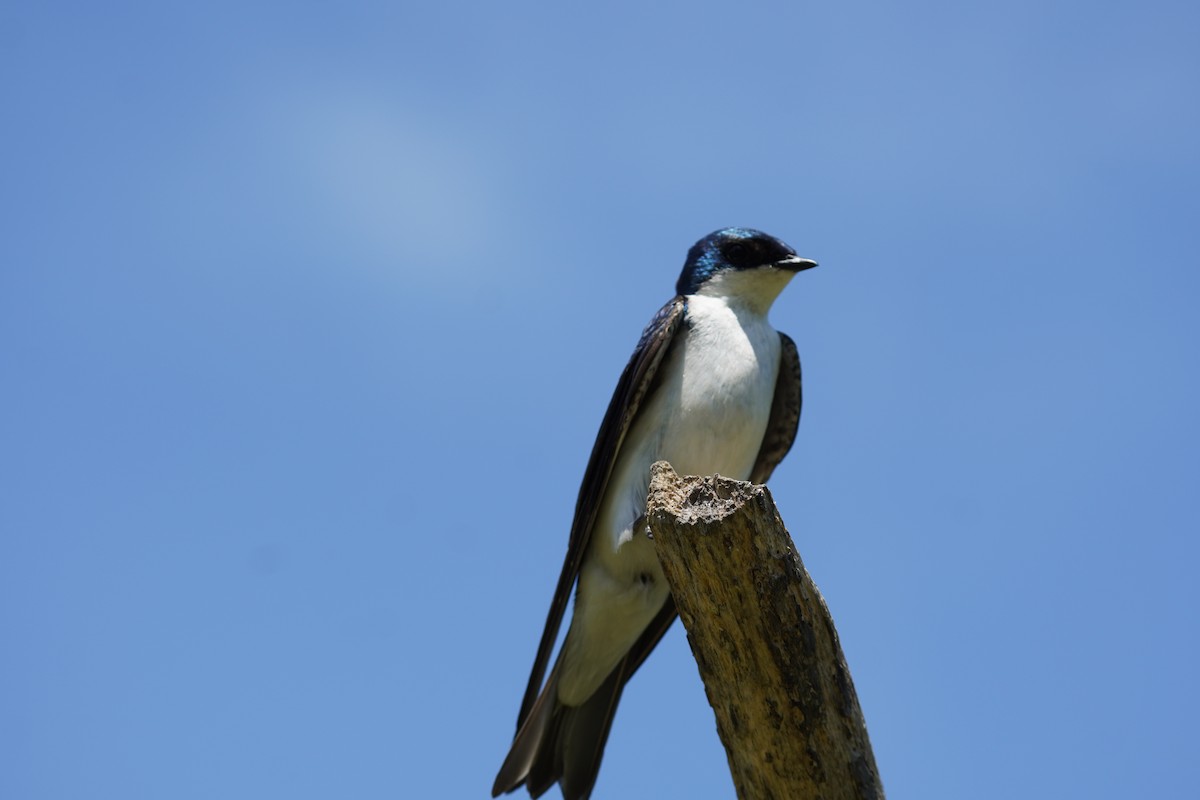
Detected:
[
  {"left": 558, "top": 293, "right": 782, "bottom": 705},
  {"left": 602, "top": 292, "right": 781, "bottom": 552},
  {"left": 660, "top": 293, "right": 781, "bottom": 477}
]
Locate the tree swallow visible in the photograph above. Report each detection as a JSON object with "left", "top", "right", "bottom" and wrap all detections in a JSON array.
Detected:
[{"left": 493, "top": 228, "right": 817, "bottom": 800}]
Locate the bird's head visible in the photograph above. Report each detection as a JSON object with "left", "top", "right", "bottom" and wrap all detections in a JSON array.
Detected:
[{"left": 677, "top": 228, "right": 817, "bottom": 312}]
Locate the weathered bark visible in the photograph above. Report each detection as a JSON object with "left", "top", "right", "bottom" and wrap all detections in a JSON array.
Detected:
[{"left": 646, "top": 461, "right": 884, "bottom": 800}]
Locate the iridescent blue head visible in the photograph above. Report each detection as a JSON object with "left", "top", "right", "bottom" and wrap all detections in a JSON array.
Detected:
[{"left": 676, "top": 227, "right": 817, "bottom": 296}]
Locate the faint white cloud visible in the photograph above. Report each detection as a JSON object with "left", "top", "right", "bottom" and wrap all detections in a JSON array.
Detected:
[{"left": 261, "top": 80, "right": 517, "bottom": 286}]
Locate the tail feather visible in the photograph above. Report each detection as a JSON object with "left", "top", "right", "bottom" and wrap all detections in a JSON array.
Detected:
[
  {"left": 554, "top": 667, "right": 627, "bottom": 800},
  {"left": 494, "top": 660, "right": 626, "bottom": 800},
  {"left": 493, "top": 659, "right": 562, "bottom": 797},
  {"left": 494, "top": 599, "right": 679, "bottom": 799}
]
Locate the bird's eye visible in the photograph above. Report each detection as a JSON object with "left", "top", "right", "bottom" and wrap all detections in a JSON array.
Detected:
[{"left": 725, "top": 243, "right": 749, "bottom": 262}]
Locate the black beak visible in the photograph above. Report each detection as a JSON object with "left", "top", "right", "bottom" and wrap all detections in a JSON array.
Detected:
[{"left": 775, "top": 255, "right": 819, "bottom": 272}]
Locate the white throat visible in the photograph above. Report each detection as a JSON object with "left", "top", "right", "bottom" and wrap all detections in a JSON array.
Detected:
[{"left": 693, "top": 266, "right": 797, "bottom": 316}]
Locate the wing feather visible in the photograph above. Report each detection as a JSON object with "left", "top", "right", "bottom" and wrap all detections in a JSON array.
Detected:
[
  {"left": 749, "top": 332, "right": 802, "bottom": 485},
  {"left": 514, "top": 297, "right": 687, "bottom": 727}
]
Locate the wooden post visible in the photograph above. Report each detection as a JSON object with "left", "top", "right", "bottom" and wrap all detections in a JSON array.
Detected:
[{"left": 646, "top": 461, "right": 884, "bottom": 800}]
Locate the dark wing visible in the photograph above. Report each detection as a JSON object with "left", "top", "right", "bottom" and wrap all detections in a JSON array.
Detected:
[
  {"left": 749, "top": 331, "right": 802, "bottom": 484},
  {"left": 515, "top": 296, "right": 688, "bottom": 728}
]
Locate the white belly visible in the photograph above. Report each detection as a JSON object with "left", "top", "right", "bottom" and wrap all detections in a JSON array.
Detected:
[{"left": 558, "top": 294, "right": 781, "bottom": 704}]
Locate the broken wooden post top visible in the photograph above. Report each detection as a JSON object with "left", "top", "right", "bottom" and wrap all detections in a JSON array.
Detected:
[
  {"left": 647, "top": 460, "right": 769, "bottom": 525},
  {"left": 646, "top": 459, "right": 885, "bottom": 800}
]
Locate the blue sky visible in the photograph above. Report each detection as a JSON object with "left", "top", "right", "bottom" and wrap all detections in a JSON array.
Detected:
[{"left": 3, "top": 1, "right": 1198, "bottom": 798}]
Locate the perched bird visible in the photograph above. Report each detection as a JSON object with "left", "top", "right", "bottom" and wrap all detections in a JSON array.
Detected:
[{"left": 493, "top": 228, "right": 817, "bottom": 800}]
